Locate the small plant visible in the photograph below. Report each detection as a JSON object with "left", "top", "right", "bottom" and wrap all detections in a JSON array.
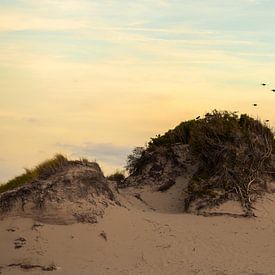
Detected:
[
  {"left": 79, "top": 157, "right": 89, "bottom": 165},
  {"left": 125, "top": 147, "right": 147, "bottom": 175},
  {"left": 107, "top": 170, "right": 126, "bottom": 186}
]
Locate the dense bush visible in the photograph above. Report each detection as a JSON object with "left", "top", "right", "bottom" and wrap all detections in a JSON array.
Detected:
[
  {"left": 126, "top": 110, "right": 275, "bottom": 215},
  {"left": 187, "top": 111, "right": 274, "bottom": 215}
]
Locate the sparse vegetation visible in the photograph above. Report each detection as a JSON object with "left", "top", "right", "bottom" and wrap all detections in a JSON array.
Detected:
[
  {"left": 0, "top": 154, "right": 69, "bottom": 194},
  {"left": 107, "top": 170, "right": 126, "bottom": 186},
  {"left": 79, "top": 157, "right": 89, "bottom": 165},
  {"left": 126, "top": 147, "right": 147, "bottom": 175},
  {"left": 126, "top": 110, "right": 275, "bottom": 215}
]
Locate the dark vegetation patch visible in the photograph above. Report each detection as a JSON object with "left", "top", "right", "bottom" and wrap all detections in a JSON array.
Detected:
[
  {"left": 126, "top": 110, "right": 275, "bottom": 216},
  {"left": 125, "top": 147, "right": 148, "bottom": 176},
  {"left": 124, "top": 144, "right": 190, "bottom": 189},
  {"left": 107, "top": 170, "right": 126, "bottom": 187}
]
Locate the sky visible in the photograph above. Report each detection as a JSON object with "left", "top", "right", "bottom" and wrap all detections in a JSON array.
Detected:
[{"left": 0, "top": 0, "right": 275, "bottom": 182}]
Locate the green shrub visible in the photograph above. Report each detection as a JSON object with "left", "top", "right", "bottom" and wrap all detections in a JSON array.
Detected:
[
  {"left": 186, "top": 111, "right": 274, "bottom": 215},
  {"left": 126, "top": 110, "right": 275, "bottom": 215},
  {"left": 148, "top": 119, "right": 197, "bottom": 148}
]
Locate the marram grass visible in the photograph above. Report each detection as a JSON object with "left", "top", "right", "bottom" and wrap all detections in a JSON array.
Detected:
[{"left": 0, "top": 154, "right": 68, "bottom": 194}]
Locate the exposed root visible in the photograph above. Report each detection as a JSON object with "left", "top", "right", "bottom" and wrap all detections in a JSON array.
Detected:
[
  {"left": 7, "top": 263, "right": 56, "bottom": 271},
  {"left": 198, "top": 211, "right": 255, "bottom": 218}
]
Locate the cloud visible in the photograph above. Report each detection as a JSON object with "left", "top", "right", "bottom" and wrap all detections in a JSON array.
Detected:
[
  {"left": 1, "top": 0, "right": 269, "bottom": 69},
  {"left": 56, "top": 142, "right": 133, "bottom": 166},
  {"left": 0, "top": 10, "right": 89, "bottom": 32}
]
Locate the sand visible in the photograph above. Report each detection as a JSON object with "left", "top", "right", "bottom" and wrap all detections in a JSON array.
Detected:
[{"left": 0, "top": 178, "right": 275, "bottom": 275}]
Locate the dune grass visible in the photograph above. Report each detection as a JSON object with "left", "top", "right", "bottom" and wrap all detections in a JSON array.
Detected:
[{"left": 0, "top": 154, "right": 68, "bottom": 194}]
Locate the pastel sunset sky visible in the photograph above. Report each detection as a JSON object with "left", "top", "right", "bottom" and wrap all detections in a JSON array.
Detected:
[{"left": 0, "top": 0, "right": 275, "bottom": 181}]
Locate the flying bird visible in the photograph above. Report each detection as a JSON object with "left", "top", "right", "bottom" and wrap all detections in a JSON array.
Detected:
[
  {"left": 265, "top": 120, "right": 269, "bottom": 122},
  {"left": 261, "top": 83, "right": 267, "bottom": 86},
  {"left": 272, "top": 89, "right": 275, "bottom": 92},
  {"left": 195, "top": 116, "right": 200, "bottom": 120},
  {"left": 253, "top": 104, "right": 257, "bottom": 106}
]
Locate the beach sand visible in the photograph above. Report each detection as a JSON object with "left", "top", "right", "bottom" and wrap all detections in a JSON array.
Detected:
[{"left": 1, "top": 178, "right": 275, "bottom": 275}]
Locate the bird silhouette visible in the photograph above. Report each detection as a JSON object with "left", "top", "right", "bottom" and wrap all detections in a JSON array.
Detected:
[
  {"left": 253, "top": 104, "right": 257, "bottom": 106},
  {"left": 195, "top": 116, "right": 200, "bottom": 120},
  {"left": 265, "top": 120, "right": 269, "bottom": 122},
  {"left": 272, "top": 89, "right": 275, "bottom": 92},
  {"left": 261, "top": 83, "right": 267, "bottom": 86}
]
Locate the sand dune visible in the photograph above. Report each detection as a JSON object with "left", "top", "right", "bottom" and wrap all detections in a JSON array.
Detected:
[{"left": 1, "top": 177, "right": 275, "bottom": 275}]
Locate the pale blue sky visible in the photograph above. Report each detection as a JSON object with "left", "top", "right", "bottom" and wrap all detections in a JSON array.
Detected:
[{"left": 0, "top": 0, "right": 275, "bottom": 181}]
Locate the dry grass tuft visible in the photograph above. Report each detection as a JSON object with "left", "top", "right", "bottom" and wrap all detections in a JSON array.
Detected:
[{"left": 0, "top": 154, "right": 69, "bottom": 194}]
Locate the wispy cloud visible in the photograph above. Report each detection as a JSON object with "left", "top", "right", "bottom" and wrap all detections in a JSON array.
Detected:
[
  {"left": 0, "top": 10, "right": 90, "bottom": 32},
  {"left": 56, "top": 142, "right": 132, "bottom": 166}
]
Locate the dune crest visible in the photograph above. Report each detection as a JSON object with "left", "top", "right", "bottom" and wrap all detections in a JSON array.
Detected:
[{"left": 0, "top": 161, "right": 119, "bottom": 225}]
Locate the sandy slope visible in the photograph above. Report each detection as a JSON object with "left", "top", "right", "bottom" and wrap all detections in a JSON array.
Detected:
[{"left": 1, "top": 178, "right": 275, "bottom": 275}]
